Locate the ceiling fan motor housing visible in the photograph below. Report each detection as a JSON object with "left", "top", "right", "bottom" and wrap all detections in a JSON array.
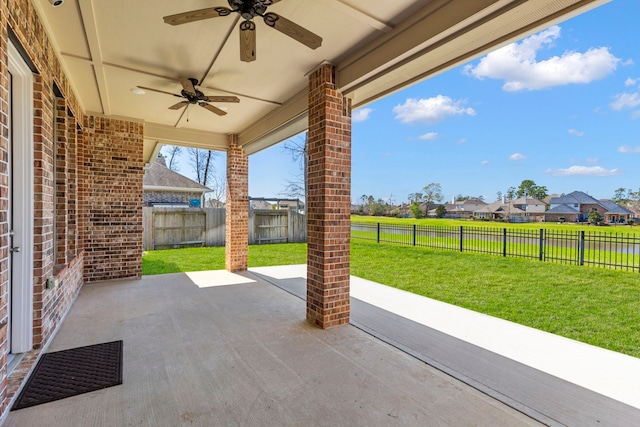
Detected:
[
  {"left": 181, "top": 88, "right": 206, "bottom": 104},
  {"left": 228, "top": 0, "right": 269, "bottom": 20}
]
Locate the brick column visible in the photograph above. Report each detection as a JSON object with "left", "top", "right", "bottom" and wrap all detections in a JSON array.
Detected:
[
  {"left": 225, "top": 134, "right": 249, "bottom": 272},
  {"left": 306, "top": 64, "right": 352, "bottom": 329}
]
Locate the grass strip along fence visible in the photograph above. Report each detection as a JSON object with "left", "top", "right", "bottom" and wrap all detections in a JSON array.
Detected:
[{"left": 352, "top": 222, "right": 640, "bottom": 272}]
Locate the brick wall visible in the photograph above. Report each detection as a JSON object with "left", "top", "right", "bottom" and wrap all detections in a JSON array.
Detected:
[
  {"left": 225, "top": 134, "right": 249, "bottom": 272},
  {"left": 143, "top": 190, "right": 202, "bottom": 206},
  {"left": 306, "top": 64, "right": 352, "bottom": 329},
  {"left": 0, "top": 0, "right": 145, "bottom": 414},
  {"left": 80, "top": 116, "right": 144, "bottom": 282},
  {"left": 0, "top": 0, "right": 87, "bottom": 413},
  {"left": 545, "top": 213, "right": 578, "bottom": 223}
]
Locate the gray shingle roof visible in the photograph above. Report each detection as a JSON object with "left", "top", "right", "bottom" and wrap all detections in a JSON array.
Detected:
[
  {"left": 143, "top": 157, "right": 210, "bottom": 191},
  {"left": 546, "top": 204, "right": 580, "bottom": 214},
  {"left": 599, "top": 200, "right": 634, "bottom": 215},
  {"left": 549, "top": 191, "right": 599, "bottom": 205}
]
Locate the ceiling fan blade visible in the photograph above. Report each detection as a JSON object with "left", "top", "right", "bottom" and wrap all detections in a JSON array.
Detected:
[
  {"left": 199, "top": 102, "right": 227, "bottom": 116},
  {"left": 263, "top": 13, "right": 322, "bottom": 50},
  {"left": 239, "top": 21, "right": 257, "bottom": 63},
  {"left": 203, "top": 96, "right": 240, "bottom": 103},
  {"left": 136, "top": 86, "right": 182, "bottom": 98},
  {"left": 163, "top": 7, "right": 230, "bottom": 26},
  {"left": 178, "top": 77, "right": 197, "bottom": 95},
  {"left": 168, "top": 101, "right": 189, "bottom": 110}
]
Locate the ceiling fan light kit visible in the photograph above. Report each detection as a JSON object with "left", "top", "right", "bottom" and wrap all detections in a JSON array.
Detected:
[{"left": 163, "top": 0, "right": 322, "bottom": 63}]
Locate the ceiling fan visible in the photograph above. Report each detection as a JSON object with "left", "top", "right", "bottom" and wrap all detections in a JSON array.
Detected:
[
  {"left": 163, "top": 0, "right": 322, "bottom": 62},
  {"left": 137, "top": 77, "right": 239, "bottom": 116}
]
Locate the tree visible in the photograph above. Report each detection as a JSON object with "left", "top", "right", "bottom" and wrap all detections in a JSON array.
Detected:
[
  {"left": 506, "top": 187, "right": 516, "bottom": 201},
  {"left": 613, "top": 187, "right": 628, "bottom": 203},
  {"left": 435, "top": 204, "right": 447, "bottom": 218},
  {"left": 410, "top": 201, "right": 423, "bottom": 219},
  {"left": 515, "top": 179, "right": 548, "bottom": 200},
  {"left": 187, "top": 148, "right": 216, "bottom": 186},
  {"left": 280, "top": 133, "right": 308, "bottom": 200},
  {"left": 162, "top": 145, "right": 182, "bottom": 171},
  {"left": 422, "top": 183, "right": 443, "bottom": 216},
  {"left": 496, "top": 191, "right": 503, "bottom": 202},
  {"left": 588, "top": 208, "right": 604, "bottom": 225},
  {"left": 408, "top": 192, "right": 423, "bottom": 204}
]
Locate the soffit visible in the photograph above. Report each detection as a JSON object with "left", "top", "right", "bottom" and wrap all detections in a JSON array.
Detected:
[{"left": 31, "top": 0, "right": 609, "bottom": 161}]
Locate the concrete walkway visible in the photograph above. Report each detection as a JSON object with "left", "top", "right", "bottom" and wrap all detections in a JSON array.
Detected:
[{"left": 250, "top": 265, "right": 640, "bottom": 426}]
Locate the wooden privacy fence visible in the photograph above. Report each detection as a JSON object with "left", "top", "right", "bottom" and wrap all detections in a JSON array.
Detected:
[{"left": 143, "top": 207, "right": 306, "bottom": 250}]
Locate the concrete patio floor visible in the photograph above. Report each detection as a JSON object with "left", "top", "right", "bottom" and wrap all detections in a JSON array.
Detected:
[{"left": 5, "top": 266, "right": 640, "bottom": 426}]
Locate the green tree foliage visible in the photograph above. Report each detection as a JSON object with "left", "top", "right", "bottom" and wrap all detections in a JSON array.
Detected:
[
  {"left": 410, "top": 201, "right": 423, "bottom": 219},
  {"left": 515, "top": 179, "right": 548, "bottom": 200},
  {"left": 613, "top": 187, "right": 629, "bottom": 203},
  {"left": 422, "top": 183, "right": 443, "bottom": 215},
  {"left": 435, "top": 204, "right": 447, "bottom": 218},
  {"left": 588, "top": 208, "right": 604, "bottom": 225}
]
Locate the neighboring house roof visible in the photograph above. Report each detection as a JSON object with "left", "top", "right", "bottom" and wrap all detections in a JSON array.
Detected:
[
  {"left": 511, "top": 196, "right": 546, "bottom": 206},
  {"left": 549, "top": 191, "right": 599, "bottom": 205},
  {"left": 251, "top": 200, "right": 273, "bottom": 210},
  {"left": 474, "top": 201, "right": 504, "bottom": 213},
  {"left": 143, "top": 158, "right": 210, "bottom": 193},
  {"left": 599, "top": 200, "right": 634, "bottom": 215},
  {"left": 546, "top": 204, "right": 580, "bottom": 214}
]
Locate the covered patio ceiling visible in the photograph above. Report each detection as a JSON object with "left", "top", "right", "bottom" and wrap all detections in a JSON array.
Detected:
[{"left": 33, "top": 0, "right": 609, "bottom": 163}]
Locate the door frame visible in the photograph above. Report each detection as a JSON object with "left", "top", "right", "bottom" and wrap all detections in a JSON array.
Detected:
[{"left": 8, "top": 42, "right": 34, "bottom": 354}]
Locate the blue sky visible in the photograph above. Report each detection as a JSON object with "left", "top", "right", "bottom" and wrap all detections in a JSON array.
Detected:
[{"left": 170, "top": 0, "right": 640, "bottom": 204}]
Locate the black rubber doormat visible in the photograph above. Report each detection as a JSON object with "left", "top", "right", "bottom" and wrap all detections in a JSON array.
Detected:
[{"left": 12, "top": 340, "right": 123, "bottom": 410}]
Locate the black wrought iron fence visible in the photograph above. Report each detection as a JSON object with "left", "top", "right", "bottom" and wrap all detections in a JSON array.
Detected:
[{"left": 351, "top": 222, "right": 640, "bottom": 272}]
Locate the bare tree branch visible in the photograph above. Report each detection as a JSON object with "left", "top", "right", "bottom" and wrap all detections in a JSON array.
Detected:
[{"left": 161, "top": 145, "right": 182, "bottom": 171}]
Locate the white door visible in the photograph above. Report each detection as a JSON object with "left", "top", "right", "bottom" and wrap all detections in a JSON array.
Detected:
[{"left": 8, "top": 42, "right": 34, "bottom": 357}]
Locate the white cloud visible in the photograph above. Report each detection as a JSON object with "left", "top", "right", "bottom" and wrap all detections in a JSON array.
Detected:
[
  {"left": 509, "top": 153, "right": 527, "bottom": 160},
  {"left": 393, "top": 95, "right": 476, "bottom": 125},
  {"left": 480, "top": 160, "right": 489, "bottom": 165},
  {"left": 545, "top": 165, "right": 620, "bottom": 176},
  {"left": 585, "top": 158, "right": 599, "bottom": 164},
  {"left": 418, "top": 132, "right": 439, "bottom": 141},
  {"left": 464, "top": 26, "right": 619, "bottom": 91},
  {"left": 352, "top": 108, "right": 373, "bottom": 123},
  {"left": 625, "top": 77, "right": 639, "bottom": 87},
  {"left": 568, "top": 129, "right": 585, "bottom": 136},
  {"left": 455, "top": 138, "right": 468, "bottom": 145},
  {"left": 610, "top": 92, "right": 640, "bottom": 110},
  {"left": 618, "top": 145, "right": 640, "bottom": 153}
]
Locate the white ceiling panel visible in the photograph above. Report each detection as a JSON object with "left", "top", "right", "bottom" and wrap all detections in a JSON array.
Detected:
[{"left": 31, "top": 0, "right": 610, "bottom": 162}]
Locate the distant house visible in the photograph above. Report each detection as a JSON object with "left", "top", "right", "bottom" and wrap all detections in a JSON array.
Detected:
[
  {"left": 429, "top": 198, "right": 487, "bottom": 218},
  {"left": 598, "top": 200, "right": 635, "bottom": 223},
  {"left": 545, "top": 191, "right": 632, "bottom": 223},
  {"left": 474, "top": 197, "right": 547, "bottom": 222},
  {"left": 143, "top": 157, "right": 210, "bottom": 207},
  {"left": 250, "top": 198, "right": 305, "bottom": 212}
]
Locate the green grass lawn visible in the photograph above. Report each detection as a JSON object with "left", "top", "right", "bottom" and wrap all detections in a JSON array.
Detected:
[
  {"left": 143, "top": 241, "right": 640, "bottom": 358},
  {"left": 142, "top": 243, "right": 307, "bottom": 275},
  {"left": 352, "top": 215, "right": 640, "bottom": 235}
]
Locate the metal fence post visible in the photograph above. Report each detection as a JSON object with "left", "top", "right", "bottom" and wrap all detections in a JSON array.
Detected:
[
  {"left": 377, "top": 222, "right": 380, "bottom": 244},
  {"left": 503, "top": 228, "right": 507, "bottom": 257},
  {"left": 579, "top": 230, "right": 585, "bottom": 266},
  {"left": 539, "top": 228, "right": 544, "bottom": 261},
  {"left": 459, "top": 226, "right": 464, "bottom": 252},
  {"left": 413, "top": 224, "right": 416, "bottom": 246}
]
